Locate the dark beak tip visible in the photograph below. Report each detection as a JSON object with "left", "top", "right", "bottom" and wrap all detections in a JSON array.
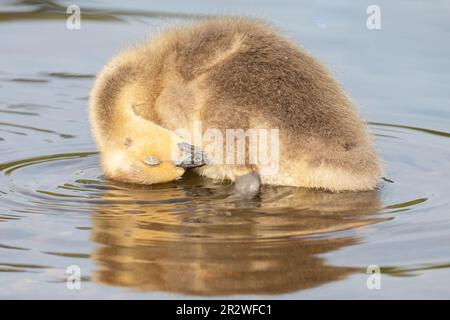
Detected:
[
  {"left": 174, "top": 143, "right": 210, "bottom": 169},
  {"left": 175, "top": 158, "right": 208, "bottom": 169}
]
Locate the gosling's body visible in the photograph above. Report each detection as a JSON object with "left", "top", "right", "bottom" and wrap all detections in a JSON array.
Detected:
[{"left": 90, "top": 18, "right": 382, "bottom": 191}]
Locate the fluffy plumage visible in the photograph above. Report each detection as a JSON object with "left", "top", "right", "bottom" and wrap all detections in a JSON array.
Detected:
[{"left": 89, "top": 17, "right": 382, "bottom": 191}]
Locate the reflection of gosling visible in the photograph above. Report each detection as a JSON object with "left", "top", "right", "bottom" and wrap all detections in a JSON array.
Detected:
[
  {"left": 90, "top": 186, "right": 381, "bottom": 295},
  {"left": 90, "top": 17, "right": 382, "bottom": 191}
]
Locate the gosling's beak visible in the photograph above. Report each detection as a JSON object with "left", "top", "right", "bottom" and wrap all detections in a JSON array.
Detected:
[{"left": 174, "top": 142, "right": 209, "bottom": 169}]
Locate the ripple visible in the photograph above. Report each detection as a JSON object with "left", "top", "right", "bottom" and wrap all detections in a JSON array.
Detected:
[
  {"left": 42, "top": 251, "right": 91, "bottom": 259},
  {"left": 0, "top": 1, "right": 212, "bottom": 24},
  {"left": 0, "top": 151, "right": 96, "bottom": 174},
  {"left": 381, "top": 262, "right": 450, "bottom": 277},
  {"left": 0, "top": 122, "right": 75, "bottom": 139},
  {"left": 370, "top": 122, "right": 450, "bottom": 138},
  {"left": 0, "top": 243, "right": 29, "bottom": 251},
  {"left": 0, "top": 109, "right": 39, "bottom": 116},
  {"left": 385, "top": 198, "right": 428, "bottom": 210},
  {"left": 44, "top": 72, "right": 95, "bottom": 79},
  {"left": 6, "top": 78, "right": 49, "bottom": 83},
  {"left": 0, "top": 120, "right": 448, "bottom": 295},
  {"left": 0, "top": 262, "right": 50, "bottom": 273}
]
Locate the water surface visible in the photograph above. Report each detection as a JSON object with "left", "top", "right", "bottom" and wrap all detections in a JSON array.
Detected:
[{"left": 0, "top": 0, "right": 449, "bottom": 299}]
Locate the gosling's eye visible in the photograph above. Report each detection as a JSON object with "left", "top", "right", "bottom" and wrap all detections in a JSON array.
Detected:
[{"left": 143, "top": 156, "right": 161, "bottom": 166}]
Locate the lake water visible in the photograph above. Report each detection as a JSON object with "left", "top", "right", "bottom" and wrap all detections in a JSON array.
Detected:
[{"left": 0, "top": 0, "right": 449, "bottom": 299}]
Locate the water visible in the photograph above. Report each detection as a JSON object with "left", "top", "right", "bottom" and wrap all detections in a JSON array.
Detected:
[{"left": 0, "top": 0, "right": 449, "bottom": 299}]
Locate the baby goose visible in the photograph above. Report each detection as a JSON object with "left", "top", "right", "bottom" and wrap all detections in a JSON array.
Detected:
[{"left": 89, "top": 17, "right": 382, "bottom": 192}]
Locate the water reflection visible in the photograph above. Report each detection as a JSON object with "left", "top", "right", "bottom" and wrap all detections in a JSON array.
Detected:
[
  {"left": 90, "top": 174, "right": 383, "bottom": 295},
  {"left": 0, "top": 0, "right": 209, "bottom": 23}
]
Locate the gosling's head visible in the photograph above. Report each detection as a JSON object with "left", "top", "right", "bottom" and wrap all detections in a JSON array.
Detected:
[{"left": 101, "top": 141, "right": 208, "bottom": 185}]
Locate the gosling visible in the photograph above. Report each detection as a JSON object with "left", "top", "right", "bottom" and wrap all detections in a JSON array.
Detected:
[{"left": 89, "top": 17, "right": 382, "bottom": 192}]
